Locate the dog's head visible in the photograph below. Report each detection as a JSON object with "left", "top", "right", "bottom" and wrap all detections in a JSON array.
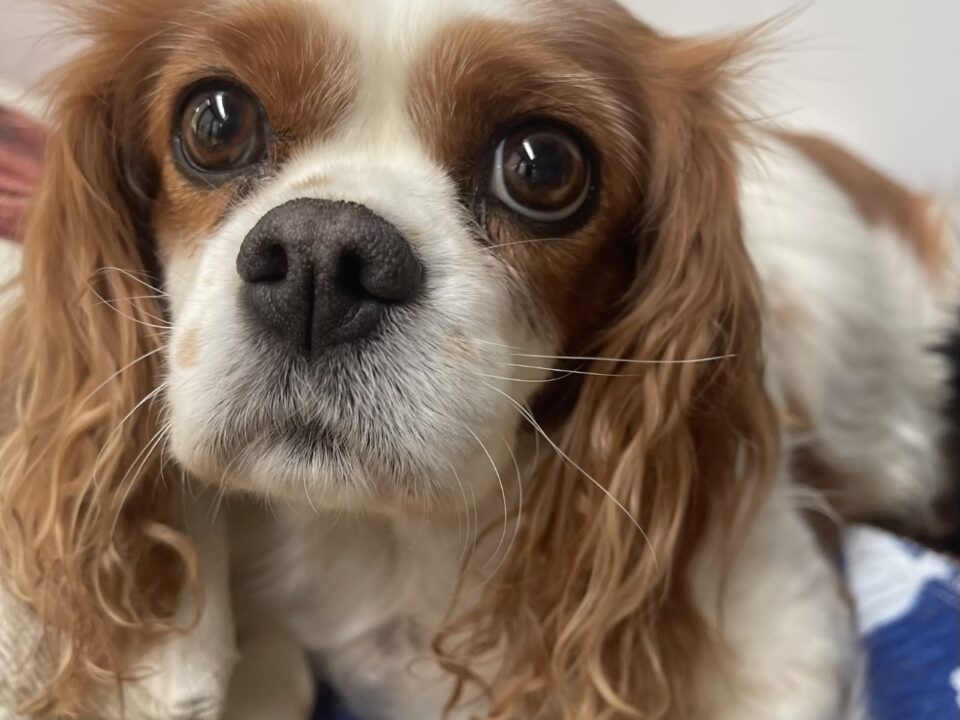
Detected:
[{"left": 0, "top": 0, "right": 778, "bottom": 715}]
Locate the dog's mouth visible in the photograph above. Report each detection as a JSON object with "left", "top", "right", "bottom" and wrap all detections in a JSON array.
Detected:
[
  {"left": 177, "top": 350, "right": 435, "bottom": 491},
  {"left": 166, "top": 284, "right": 527, "bottom": 508},
  {"left": 266, "top": 416, "right": 348, "bottom": 462}
]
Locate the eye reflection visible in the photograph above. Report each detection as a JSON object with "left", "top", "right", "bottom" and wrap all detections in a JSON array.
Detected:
[
  {"left": 177, "top": 81, "right": 267, "bottom": 176},
  {"left": 490, "top": 124, "right": 592, "bottom": 223}
]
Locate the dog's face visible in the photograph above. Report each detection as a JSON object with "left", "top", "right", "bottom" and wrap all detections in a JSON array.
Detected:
[
  {"left": 5, "top": 0, "right": 778, "bottom": 713},
  {"left": 148, "top": 0, "right": 646, "bottom": 510}
]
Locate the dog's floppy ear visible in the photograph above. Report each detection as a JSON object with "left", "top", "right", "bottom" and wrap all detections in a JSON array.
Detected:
[
  {"left": 439, "top": 25, "right": 780, "bottom": 720},
  {"left": 0, "top": 4, "right": 194, "bottom": 715}
]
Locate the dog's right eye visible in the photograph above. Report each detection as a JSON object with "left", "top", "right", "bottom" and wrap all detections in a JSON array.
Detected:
[
  {"left": 489, "top": 123, "right": 593, "bottom": 224},
  {"left": 176, "top": 81, "right": 267, "bottom": 177}
]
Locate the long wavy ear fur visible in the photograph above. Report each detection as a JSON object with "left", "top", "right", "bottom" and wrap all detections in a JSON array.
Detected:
[
  {"left": 0, "top": 3, "right": 194, "bottom": 715},
  {"left": 437, "top": 22, "right": 780, "bottom": 720}
]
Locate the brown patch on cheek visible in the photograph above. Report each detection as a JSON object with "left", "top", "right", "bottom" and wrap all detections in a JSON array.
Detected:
[
  {"left": 175, "top": 327, "right": 201, "bottom": 370},
  {"left": 780, "top": 132, "right": 951, "bottom": 281}
]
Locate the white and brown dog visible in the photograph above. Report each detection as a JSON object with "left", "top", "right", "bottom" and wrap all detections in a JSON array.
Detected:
[{"left": 0, "top": 1, "right": 957, "bottom": 719}]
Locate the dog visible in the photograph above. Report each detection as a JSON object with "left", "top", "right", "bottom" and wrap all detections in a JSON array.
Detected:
[{"left": 0, "top": 0, "right": 957, "bottom": 718}]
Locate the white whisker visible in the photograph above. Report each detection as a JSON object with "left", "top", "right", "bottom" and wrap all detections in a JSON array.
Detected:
[
  {"left": 445, "top": 460, "right": 474, "bottom": 569},
  {"left": 91, "top": 382, "right": 169, "bottom": 490},
  {"left": 483, "top": 432, "right": 523, "bottom": 581},
  {"left": 81, "top": 347, "right": 165, "bottom": 404},
  {"left": 480, "top": 236, "right": 570, "bottom": 252},
  {"left": 484, "top": 383, "right": 658, "bottom": 567},
  {"left": 109, "top": 422, "right": 170, "bottom": 538},
  {"left": 474, "top": 338, "right": 734, "bottom": 367},
  {"left": 464, "top": 426, "right": 509, "bottom": 572},
  {"left": 503, "top": 362, "right": 649, "bottom": 378},
  {"left": 87, "top": 282, "right": 172, "bottom": 331},
  {"left": 465, "top": 369, "right": 576, "bottom": 384},
  {"left": 94, "top": 266, "right": 170, "bottom": 298}
]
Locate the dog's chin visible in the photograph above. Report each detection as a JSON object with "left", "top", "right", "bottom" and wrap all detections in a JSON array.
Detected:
[{"left": 172, "top": 418, "right": 492, "bottom": 515}]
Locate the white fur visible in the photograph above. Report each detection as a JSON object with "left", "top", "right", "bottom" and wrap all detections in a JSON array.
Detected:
[
  {"left": 743, "top": 137, "right": 959, "bottom": 525},
  {"left": 101, "top": 491, "right": 237, "bottom": 720},
  {"left": 692, "top": 478, "right": 862, "bottom": 720}
]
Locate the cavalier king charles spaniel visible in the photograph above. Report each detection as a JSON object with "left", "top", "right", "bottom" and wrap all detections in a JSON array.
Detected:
[{"left": 1, "top": 0, "right": 957, "bottom": 718}]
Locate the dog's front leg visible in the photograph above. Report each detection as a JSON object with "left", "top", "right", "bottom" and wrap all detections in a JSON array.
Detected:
[
  {"left": 222, "top": 624, "right": 316, "bottom": 720},
  {"left": 695, "top": 480, "right": 865, "bottom": 720},
  {"left": 110, "top": 490, "right": 238, "bottom": 720}
]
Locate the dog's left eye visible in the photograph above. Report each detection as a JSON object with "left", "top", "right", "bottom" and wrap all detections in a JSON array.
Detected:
[
  {"left": 176, "top": 81, "right": 267, "bottom": 176},
  {"left": 490, "top": 124, "right": 592, "bottom": 223}
]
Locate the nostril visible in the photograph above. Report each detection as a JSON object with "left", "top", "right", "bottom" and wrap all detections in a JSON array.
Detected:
[
  {"left": 335, "top": 246, "right": 424, "bottom": 306},
  {"left": 246, "top": 242, "right": 289, "bottom": 284},
  {"left": 336, "top": 250, "right": 368, "bottom": 300},
  {"left": 238, "top": 199, "right": 424, "bottom": 355}
]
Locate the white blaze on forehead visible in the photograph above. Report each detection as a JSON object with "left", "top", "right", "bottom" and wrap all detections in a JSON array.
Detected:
[{"left": 309, "top": 0, "right": 533, "bottom": 144}]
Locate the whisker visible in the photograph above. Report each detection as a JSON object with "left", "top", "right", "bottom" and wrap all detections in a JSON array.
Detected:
[
  {"left": 87, "top": 282, "right": 173, "bottom": 331},
  {"left": 157, "top": 432, "right": 173, "bottom": 489},
  {"left": 464, "top": 426, "right": 509, "bottom": 572},
  {"left": 303, "top": 465, "right": 322, "bottom": 516},
  {"left": 97, "top": 293, "right": 169, "bottom": 305},
  {"left": 94, "top": 266, "right": 169, "bottom": 297},
  {"left": 508, "top": 352, "right": 735, "bottom": 368},
  {"left": 214, "top": 443, "right": 257, "bottom": 517},
  {"left": 445, "top": 460, "right": 475, "bottom": 569},
  {"left": 109, "top": 422, "right": 170, "bottom": 538},
  {"left": 465, "top": 369, "right": 577, "bottom": 384},
  {"left": 91, "top": 382, "right": 170, "bottom": 490},
  {"left": 480, "top": 236, "right": 570, "bottom": 252},
  {"left": 483, "top": 431, "right": 523, "bottom": 580},
  {"left": 81, "top": 347, "right": 165, "bottom": 405},
  {"left": 484, "top": 383, "right": 658, "bottom": 567},
  {"left": 502, "top": 362, "right": 655, "bottom": 379},
  {"left": 474, "top": 338, "right": 735, "bottom": 367}
]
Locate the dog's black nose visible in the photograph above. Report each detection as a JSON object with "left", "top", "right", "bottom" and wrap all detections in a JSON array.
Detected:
[{"left": 237, "top": 199, "right": 424, "bottom": 355}]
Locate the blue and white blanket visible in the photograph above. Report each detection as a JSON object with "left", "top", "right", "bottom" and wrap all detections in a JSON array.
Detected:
[
  {"left": 849, "top": 528, "right": 960, "bottom": 720},
  {"left": 316, "top": 527, "right": 960, "bottom": 720}
]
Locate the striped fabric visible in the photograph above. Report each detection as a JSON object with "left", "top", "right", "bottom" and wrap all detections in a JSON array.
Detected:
[{"left": 0, "top": 106, "right": 42, "bottom": 243}]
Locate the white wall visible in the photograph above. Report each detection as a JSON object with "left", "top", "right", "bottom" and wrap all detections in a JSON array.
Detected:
[
  {"left": 0, "top": 0, "right": 957, "bottom": 193},
  {"left": 627, "top": 0, "right": 960, "bottom": 194}
]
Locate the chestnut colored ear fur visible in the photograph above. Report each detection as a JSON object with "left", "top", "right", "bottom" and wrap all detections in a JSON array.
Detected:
[
  {"left": 0, "top": 2, "right": 196, "bottom": 715},
  {"left": 437, "top": 26, "right": 779, "bottom": 720}
]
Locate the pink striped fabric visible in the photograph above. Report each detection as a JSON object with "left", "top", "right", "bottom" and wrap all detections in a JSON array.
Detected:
[{"left": 0, "top": 106, "right": 43, "bottom": 243}]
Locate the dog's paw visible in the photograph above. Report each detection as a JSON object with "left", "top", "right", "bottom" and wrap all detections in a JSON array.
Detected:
[
  {"left": 122, "top": 690, "right": 229, "bottom": 720},
  {"left": 96, "top": 634, "right": 238, "bottom": 720}
]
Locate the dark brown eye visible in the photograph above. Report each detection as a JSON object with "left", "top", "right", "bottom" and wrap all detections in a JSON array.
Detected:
[
  {"left": 490, "top": 125, "right": 591, "bottom": 222},
  {"left": 178, "top": 81, "right": 266, "bottom": 175}
]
